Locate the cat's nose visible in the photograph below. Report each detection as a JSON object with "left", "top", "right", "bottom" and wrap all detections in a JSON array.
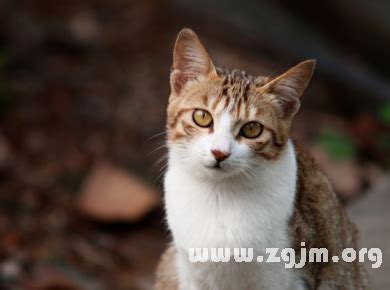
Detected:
[{"left": 211, "top": 149, "right": 231, "bottom": 163}]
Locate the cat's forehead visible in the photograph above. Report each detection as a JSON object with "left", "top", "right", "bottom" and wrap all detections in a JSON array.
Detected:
[
  {"left": 206, "top": 68, "right": 270, "bottom": 118},
  {"left": 216, "top": 68, "right": 269, "bottom": 86}
]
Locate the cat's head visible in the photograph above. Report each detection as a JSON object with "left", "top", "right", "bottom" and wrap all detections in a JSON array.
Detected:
[{"left": 166, "top": 28, "right": 315, "bottom": 179}]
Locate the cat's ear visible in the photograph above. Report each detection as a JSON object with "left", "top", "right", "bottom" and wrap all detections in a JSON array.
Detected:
[
  {"left": 171, "top": 28, "right": 216, "bottom": 96},
  {"left": 260, "top": 60, "right": 315, "bottom": 119}
]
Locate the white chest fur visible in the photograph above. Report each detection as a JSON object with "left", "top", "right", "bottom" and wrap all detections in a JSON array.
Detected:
[{"left": 164, "top": 141, "right": 304, "bottom": 290}]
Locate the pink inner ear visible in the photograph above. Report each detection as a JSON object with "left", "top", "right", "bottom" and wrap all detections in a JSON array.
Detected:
[
  {"left": 260, "top": 60, "right": 315, "bottom": 118},
  {"left": 171, "top": 70, "right": 191, "bottom": 95},
  {"left": 276, "top": 96, "right": 301, "bottom": 119},
  {"left": 171, "top": 50, "right": 212, "bottom": 95},
  {"left": 175, "top": 47, "right": 209, "bottom": 75},
  {"left": 171, "top": 29, "right": 216, "bottom": 95}
]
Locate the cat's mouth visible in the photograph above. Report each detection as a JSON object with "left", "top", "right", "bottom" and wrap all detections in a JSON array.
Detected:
[
  {"left": 205, "top": 161, "right": 225, "bottom": 171},
  {"left": 202, "top": 162, "right": 244, "bottom": 179}
]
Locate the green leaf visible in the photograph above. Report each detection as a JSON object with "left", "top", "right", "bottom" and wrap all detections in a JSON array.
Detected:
[
  {"left": 378, "top": 103, "right": 390, "bottom": 124},
  {"left": 316, "top": 130, "right": 357, "bottom": 160}
]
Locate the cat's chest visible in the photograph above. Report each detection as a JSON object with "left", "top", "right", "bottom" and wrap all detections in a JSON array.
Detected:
[
  {"left": 176, "top": 247, "right": 305, "bottom": 290},
  {"left": 164, "top": 166, "right": 295, "bottom": 251}
]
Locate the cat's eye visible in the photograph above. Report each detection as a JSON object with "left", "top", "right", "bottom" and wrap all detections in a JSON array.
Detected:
[
  {"left": 240, "top": 122, "right": 263, "bottom": 139},
  {"left": 192, "top": 109, "right": 213, "bottom": 128}
]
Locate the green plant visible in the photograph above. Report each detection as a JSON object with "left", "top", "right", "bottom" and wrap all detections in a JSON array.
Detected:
[{"left": 316, "top": 130, "right": 357, "bottom": 160}]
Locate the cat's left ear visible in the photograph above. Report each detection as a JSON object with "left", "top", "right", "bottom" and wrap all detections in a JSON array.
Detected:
[
  {"left": 259, "top": 60, "right": 316, "bottom": 119},
  {"left": 170, "top": 28, "right": 217, "bottom": 96}
]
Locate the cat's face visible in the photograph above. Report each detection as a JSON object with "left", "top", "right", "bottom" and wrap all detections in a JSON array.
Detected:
[{"left": 166, "top": 29, "right": 315, "bottom": 180}]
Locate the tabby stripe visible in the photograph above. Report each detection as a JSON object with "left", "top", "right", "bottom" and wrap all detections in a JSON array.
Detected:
[
  {"left": 201, "top": 95, "right": 208, "bottom": 106},
  {"left": 223, "top": 96, "right": 230, "bottom": 110},
  {"left": 234, "top": 97, "right": 242, "bottom": 117},
  {"left": 169, "top": 108, "right": 192, "bottom": 128},
  {"left": 243, "top": 82, "right": 250, "bottom": 100},
  {"left": 212, "top": 95, "right": 223, "bottom": 111},
  {"left": 181, "top": 121, "right": 193, "bottom": 136},
  {"left": 252, "top": 140, "right": 270, "bottom": 152},
  {"left": 170, "top": 132, "right": 186, "bottom": 141}
]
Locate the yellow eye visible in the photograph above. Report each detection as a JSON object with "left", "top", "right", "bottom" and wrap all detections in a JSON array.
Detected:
[
  {"left": 192, "top": 109, "right": 213, "bottom": 127},
  {"left": 240, "top": 122, "right": 263, "bottom": 139}
]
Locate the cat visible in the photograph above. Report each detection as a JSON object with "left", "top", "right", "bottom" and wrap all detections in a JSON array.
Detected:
[{"left": 155, "top": 28, "right": 367, "bottom": 290}]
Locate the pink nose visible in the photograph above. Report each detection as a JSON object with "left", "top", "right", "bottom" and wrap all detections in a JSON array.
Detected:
[{"left": 211, "top": 149, "right": 231, "bottom": 162}]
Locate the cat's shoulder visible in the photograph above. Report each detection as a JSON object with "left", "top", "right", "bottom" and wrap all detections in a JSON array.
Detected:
[
  {"left": 292, "top": 139, "right": 337, "bottom": 203},
  {"left": 289, "top": 138, "right": 348, "bottom": 250},
  {"left": 289, "top": 139, "right": 363, "bottom": 288}
]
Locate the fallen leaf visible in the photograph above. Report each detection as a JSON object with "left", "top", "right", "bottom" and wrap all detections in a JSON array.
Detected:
[{"left": 78, "top": 161, "right": 160, "bottom": 222}]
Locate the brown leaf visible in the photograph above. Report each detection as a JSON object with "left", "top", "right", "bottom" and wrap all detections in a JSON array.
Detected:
[{"left": 78, "top": 161, "right": 160, "bottom": 222}]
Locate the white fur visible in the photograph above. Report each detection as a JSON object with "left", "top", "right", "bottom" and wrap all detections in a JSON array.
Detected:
[{"left": 164, "top": 112, "right": 304, "bottom": 290}]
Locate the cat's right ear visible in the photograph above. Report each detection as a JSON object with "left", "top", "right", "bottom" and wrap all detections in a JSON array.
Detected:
[{"left": 171, "top": 28, "right": 216, "bottom": 96}]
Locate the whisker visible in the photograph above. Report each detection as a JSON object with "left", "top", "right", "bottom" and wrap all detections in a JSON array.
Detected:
[
  {"left": 148, "top": 143, "right": 167, "bottom": 156},
  {"left": 154, "top": 154, "right": 168, "bottom": 168},
  {"left": 145, "top": 131, "right": 167, "bottom": 143},
  {"left": 159, "top": 162, "right": 169, "bottom": 170},
  {"left": 154, "top": 165, "right": 168, "bottom": 185}
]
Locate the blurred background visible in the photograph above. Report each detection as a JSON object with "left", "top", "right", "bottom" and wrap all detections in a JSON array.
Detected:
[{"left": 0, "top": 0, "right": 389, "bottom": 289}]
